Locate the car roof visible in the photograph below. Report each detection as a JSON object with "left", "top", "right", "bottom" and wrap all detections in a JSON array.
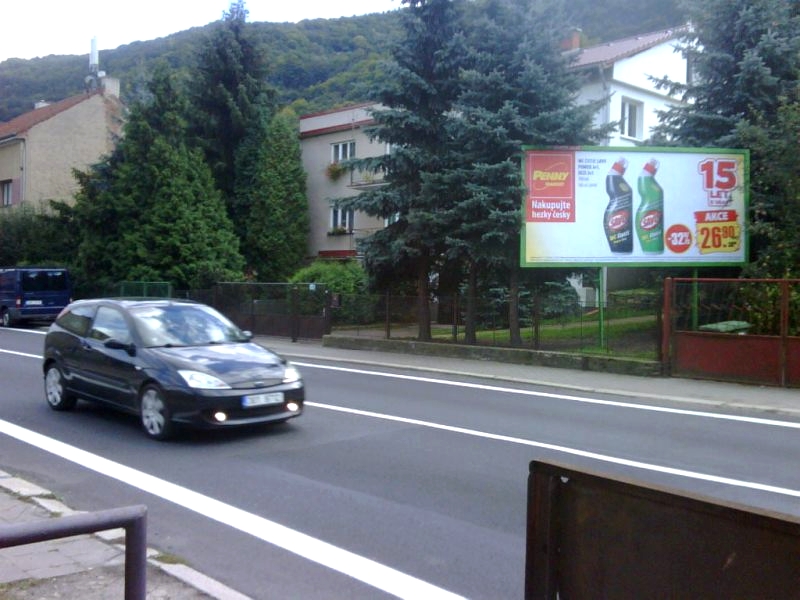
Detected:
[{"left": 69, "top": 298, "right": 203, "bottom": 310}]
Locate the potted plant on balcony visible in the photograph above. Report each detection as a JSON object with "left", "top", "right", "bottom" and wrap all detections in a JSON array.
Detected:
[{"left": 326, "top": 162, "right": 348, "bottom": 181}]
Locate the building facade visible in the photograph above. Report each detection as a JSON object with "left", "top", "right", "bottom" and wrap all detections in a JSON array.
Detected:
[
  {"left": 299, "top": 103, "right": 388, "bottom": 260},
  {"left": 0, "top": 78, "right": 124, "bottom": 211}
]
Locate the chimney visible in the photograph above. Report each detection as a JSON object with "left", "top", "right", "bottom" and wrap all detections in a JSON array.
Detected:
[{"left": 561, "top": 28, "right": 582, "bottom": 51}]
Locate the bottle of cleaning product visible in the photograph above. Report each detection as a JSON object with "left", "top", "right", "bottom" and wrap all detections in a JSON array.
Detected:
[
  {"left": 604, "top": 158, "right": 633, "bottom": 253},
  {"left": 635, "top": 159, "right": 664, "bottom": 254}
]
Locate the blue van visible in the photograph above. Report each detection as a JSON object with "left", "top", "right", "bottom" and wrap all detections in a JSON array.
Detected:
[{"left": 0, "top": 268, "right": 73, "bottom": 327}]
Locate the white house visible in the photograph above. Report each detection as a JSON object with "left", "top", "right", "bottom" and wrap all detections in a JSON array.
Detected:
[
  {"left": 298, "top": 27, "right": 689, "bottom": 261},
  {"left": 571, "top": 27, "right": 689, "bottom": 146}
]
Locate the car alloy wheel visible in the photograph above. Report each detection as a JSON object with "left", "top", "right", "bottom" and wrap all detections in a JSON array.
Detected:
[
  {"left": 1, "top": 309, "right": 10, "bottom": 327},
  {"left": 140, "top": 385, "right": 174, "bottom": 440},
  {"left": 44, "top": 364, "right": 77, "bottom": 411}
]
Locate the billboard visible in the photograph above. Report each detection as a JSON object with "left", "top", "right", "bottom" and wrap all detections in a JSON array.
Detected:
[{"left": 521, "top": 147, "right": 749, "bottom": 267}]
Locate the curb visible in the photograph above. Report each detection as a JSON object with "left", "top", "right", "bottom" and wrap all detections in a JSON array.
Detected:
[
  {"left": 0, "top": 470, "right": 251, "bottom": 600},
  {"left": 321, "top": 335, "right": 664, "bottom": 377}
]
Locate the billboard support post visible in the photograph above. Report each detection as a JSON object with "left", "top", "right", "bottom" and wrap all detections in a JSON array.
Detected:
[{"left": 597, "top": 267, "right": 606, "bottom": 348}]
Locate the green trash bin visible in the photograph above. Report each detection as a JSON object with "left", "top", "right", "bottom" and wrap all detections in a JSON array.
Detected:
[{"left": 698, "top": 320, "right": 751, "bottom": 334}]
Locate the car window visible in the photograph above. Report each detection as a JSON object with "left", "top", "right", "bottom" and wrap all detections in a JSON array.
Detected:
[
  {"left": 131, "top": 304, "right": 243, "bottom": 347},
  {"left": 89, "top": 306, "right": 132, "bottom": 344},
  {"left": 55, "top": 304, "right": 95, "bottom": 336}
]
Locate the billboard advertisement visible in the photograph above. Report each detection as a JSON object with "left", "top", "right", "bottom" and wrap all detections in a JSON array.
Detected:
[{"left": 521, "top": 147, "right": 749, "bottom": 267}]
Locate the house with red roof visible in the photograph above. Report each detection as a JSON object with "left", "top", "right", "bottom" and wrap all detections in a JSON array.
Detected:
[
  {"left": 570, "top": 27, "right": 689, "bottom": 145},
  {"left": 0, "top": 78, "right": 124, "bottom": 211}
]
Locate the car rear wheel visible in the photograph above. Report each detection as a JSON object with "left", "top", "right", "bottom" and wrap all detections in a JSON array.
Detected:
[
  {"left": 44, "top": 364, "right": 77, "bottom": 411},
  {"left": 1, "top": 309, "right": 10, "bottom": 328},
  {"left": 139, "top": 385, "right": 174, "bottom": 441}
]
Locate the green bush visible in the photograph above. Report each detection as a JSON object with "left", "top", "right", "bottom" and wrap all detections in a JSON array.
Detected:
[{"left": 289, "top": 260, "right": 373, "bottom": 323}]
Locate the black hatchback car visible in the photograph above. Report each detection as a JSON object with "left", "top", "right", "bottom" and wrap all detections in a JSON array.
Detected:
[{"left": 43, "top": 298, "right": 304, "bottom": 440}]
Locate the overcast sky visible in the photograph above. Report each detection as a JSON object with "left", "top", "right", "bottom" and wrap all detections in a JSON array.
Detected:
[{"left": 2, "top": 0, "right": 401, "bottom": 62}]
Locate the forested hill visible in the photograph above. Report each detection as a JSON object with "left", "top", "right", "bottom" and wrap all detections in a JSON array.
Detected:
[{"left": 0, "top": 0, "right": 685, "bottom": 122}]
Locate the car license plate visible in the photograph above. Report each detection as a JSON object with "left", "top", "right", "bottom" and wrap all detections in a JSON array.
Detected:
[{"left": 242, "top": 392, "right": 283, "bottom": 408}]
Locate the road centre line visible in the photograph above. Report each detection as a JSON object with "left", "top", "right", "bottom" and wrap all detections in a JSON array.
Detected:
[
  {"left": 0, "top": 419, "right": 464, "bottom": 600},
  {"left": 295, "top": 361, "right": 800, "bottom": 430},
  {"left": 306, "top": 400, "right": 800, "bottom": 500}
]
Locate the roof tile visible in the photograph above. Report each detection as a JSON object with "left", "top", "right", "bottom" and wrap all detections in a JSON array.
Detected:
[{"left": 572, "top": 27, "right": 687, "bottom": 69}]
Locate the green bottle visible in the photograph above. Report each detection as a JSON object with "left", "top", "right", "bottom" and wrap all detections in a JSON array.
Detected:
[{"left": 636, "top": 159, "right": 664, "bottom": 254}]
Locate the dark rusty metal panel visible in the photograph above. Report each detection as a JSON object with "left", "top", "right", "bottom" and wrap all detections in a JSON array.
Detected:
[
  {"left": 787, "top": 338, "right": 800, "bottom": 387},
  {"left": 526, "top": 461, "right": 800, "bottom": 600},
  {"left": 673, "top": 332, "right": 782, "bottom": 385}
]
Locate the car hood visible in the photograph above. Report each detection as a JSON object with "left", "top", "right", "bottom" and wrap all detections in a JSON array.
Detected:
[{"left": 150, "top": 343, "right": 288, "bottom": 388}]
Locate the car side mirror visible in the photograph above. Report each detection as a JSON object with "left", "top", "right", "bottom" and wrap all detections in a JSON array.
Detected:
[
  {"left": 105, "top": 338, "right": 136, "bottom": 356},
  {"left": 241, "top": 330, "right": 254, "bottom": 341}
]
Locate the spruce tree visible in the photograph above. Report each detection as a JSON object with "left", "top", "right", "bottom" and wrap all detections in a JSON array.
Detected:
[
  {"left": 187, "top": 0, "right": 277, "bottom": 239},
  {"left": 445, "top": 0, "right": 607, "bottom": 344},
  {"left": 655, "top": 0, "right": 800, "bottom": 276},
  {"left": 344, "top": 0, "right": 468, "bottom": 340},
  {"left": 655, "top": 0, "right": 800, "bottom": 147}
]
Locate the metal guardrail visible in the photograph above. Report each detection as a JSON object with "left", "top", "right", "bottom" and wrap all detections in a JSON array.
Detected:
[{"left": 0, "top": 505, "right": 148, "bottom": 600}]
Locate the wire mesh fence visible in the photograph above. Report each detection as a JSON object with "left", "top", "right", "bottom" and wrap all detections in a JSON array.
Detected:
[
  {"left": 669, "top": 278, "right": 800, "bottom": 337},
  {"left": 329, "top": 291, "right": 661, "bottom": 359},
  {"left": 101, "top": 280, "right": 662, "bottom": 358}
]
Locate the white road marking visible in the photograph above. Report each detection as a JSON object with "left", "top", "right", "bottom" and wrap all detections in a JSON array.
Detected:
[
  {"left": 295, "top": 361, "right": 800, "bottom": 430},
  {"left": 0, "top": 419, "right": 465, "bottom": 600},
  {"left": 307, "top": 401, "right": 800, "bottom": 499},
  {"left": 0, "top": 349, "right": 40, "bottom": 359}
]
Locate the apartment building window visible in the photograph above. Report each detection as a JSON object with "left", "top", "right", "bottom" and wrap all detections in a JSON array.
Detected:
[
  {"left": 620, "top": 98, "right": 644, "bottom": 139},
  {"left": 1, "top": 181, "right": 11, "bottom": 207},
  {"left": 331, "top": 141, "right": 356, "bottom": 164},
  {"left": 331, "top": 204, "right": 355, "bottom": 234}
]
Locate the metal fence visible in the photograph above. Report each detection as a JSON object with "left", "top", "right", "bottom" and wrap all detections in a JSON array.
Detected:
[
  {"left": 664, "top": 278, "right": 800, "bottom": 386},
  {"left": 107, "top": 281, "right": 661, "bottom": 359},
  {"left": 668, "top": 278, "right": 800, "bottom": 336},
  {"left": 328, "top": 291, "right": 661, "bottom": 359}
]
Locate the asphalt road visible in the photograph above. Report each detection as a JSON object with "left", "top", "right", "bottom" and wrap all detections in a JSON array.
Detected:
[{"left": 2, "top": 326, "right": 799, "bottom": 599}]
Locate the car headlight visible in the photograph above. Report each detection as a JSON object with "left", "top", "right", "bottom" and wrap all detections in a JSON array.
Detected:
[
  {"left": 283, "top": 363, "right": 301, "bottom": 384},
  {"left": 178, "top": 370, "right": 231, "bottom": 390}
]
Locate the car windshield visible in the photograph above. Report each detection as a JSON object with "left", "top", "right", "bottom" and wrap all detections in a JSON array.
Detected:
[{"left": 130, "top": 304, "right": 248, "bottom": 347}]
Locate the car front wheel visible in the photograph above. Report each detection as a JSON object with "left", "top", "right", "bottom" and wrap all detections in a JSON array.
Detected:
[
  {"left": 44, "top": 363, "right": 77, "bottom": 411},
  {"left": 139, "top": 385, "right": 174, "bottom": 441}
]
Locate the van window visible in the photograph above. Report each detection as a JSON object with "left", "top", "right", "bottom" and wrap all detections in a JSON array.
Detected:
[{"left": 21, "top": 270, "right": 69, "bottom": 292}]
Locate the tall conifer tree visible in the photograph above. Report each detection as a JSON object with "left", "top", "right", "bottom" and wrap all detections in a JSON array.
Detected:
[
  {"left": 344, "top": 0, "right": 468, "bottom": 340},
  {"left": 655, "top": 0, "right": 800, "bottom": 276},
  {"left": 445, "top": 0, "right": 607, "bottom": 343},
  {"left": 188, "top": 0, "right": 277, "bottom": 240},
  {"left": 73, "top": 63, "right": 244, "bottom": 290}
]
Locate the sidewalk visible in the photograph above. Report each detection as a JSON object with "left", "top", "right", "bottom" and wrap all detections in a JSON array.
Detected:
[
  {"left": 1, "top": 336, "right": 797, "bottom": 600},
  {"left": 0, "top": 470, "right": 250, "bottom": 599}
]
